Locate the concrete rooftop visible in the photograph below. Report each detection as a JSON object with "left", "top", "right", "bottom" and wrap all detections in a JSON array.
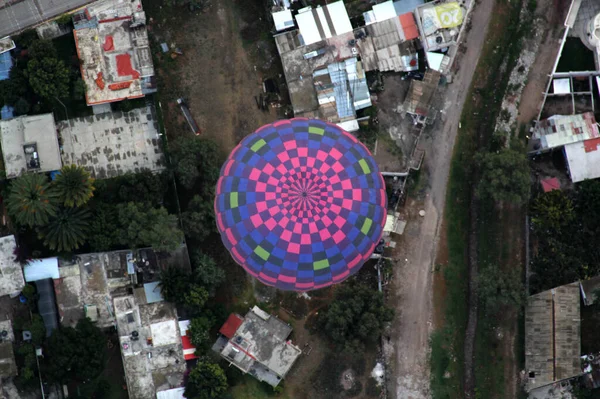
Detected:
[
  {"left": 57, "top": 106, "right": 165, "bottom": 179},
  {"left": 0, "top": 114, "right": 62, "bottom": 178},
  {"left": 0, "top": 236, "right": 24, "bottom": 298},
  {"left": 220, "top": 306, "right": 301, "bottom": 386},
  {"left": 114, "top": 295, "right": 185, "bottom": 399},
  {"left": 525, "top": 282, "right": 581, "bottom": 391},
  {"left": 54, "top": 246, "right": 191, "bottom": 329},
  {"left": 73, "top": 0, "right": 155, "bottom": 105}
]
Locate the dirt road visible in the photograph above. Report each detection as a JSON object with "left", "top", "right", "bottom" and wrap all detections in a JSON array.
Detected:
[{"left": 388, "top": 1, "right": 496, "bottom": 397}]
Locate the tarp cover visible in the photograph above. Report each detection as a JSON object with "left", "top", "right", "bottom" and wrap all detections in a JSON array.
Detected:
[{"left": 215, "top": 119, "right": 387, "bottom": 291}]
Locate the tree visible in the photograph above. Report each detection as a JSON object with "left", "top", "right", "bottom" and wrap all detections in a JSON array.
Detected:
[
  {"left": 477, "top": 263, "right": 525, "bottom": 314},
  {"left": 116, "top": 202, "right": 184, "bottom": 251},
  {"left": 28, "top": 40, "right": 57, "bottom": 60},
  {"left": 44, "top": 318, "right": 106, "bottom": 383},
  {"left": 88, "top": 204, "right": 119, "bottom": 251},
  {"left": 184, "top": 359, "right": 228, "bottom": 399},
  {"left": 475, "top": 148, "right": 530, "bottom": 204},
  {"left": 318, "top": 280, "right": 394, "bottom": 350},
  {"left": 93, "top": 170, "right": 168, "bottom": 206},
  {"left": 72, "top": 78, "right": 86, "bottom": 100},
  {"left": 54, "top": 165, "right": 95, "bottom": 207},
  {"left": 531, "top": 190, "right": 574, "bottom": 233},
  {"left": 26, "top": 57, "right": 70, "bottom": 100},
  {"left": 24, "top": 314, "right": 46, "bottom": 345},
  {"left": 183, "top": 285, "right": 209, "bottom": 310},
  {"left": 187, "top": 316, "right": 214, "bottom": 350},
  {"left": 14, "top": 97, "right": 30, "bottom": 115},
  {"left": 38, "top": 207, "right": 90, "bottom": 252},
  {"left": 158, "top": 266, "right": 190, "bottom": 303},
  {"left": 6, "top": 174, "right": 58, "bottom": 227},
  {"left": 170, "top": 137, "right": 221, "bottom": 190},
  {"left": 192, "top": 251, "right": 225, "bottom": 295},
  {"left": 182, "top": 195, "right": 216, "bottom": 240}
]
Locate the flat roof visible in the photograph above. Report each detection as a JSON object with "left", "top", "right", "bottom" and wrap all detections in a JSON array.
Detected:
[
  {"left": 114, "top": 295, "right": 185, "bottom": 399},
  {"left": 220, "top": 306, "right": 301, "bottom": 383},
  {"left": 0, "top": 37, "right": 15, "bottom": 55},
  {"left": 565, "top": 138, "right": 600, "bottom": 182},
  {"left": 24, "top": 258, "right": 59, "bottom": 282},
  {"left": 73, "top": 0, "right": 155, "bottom": 105},
  {"left": 57, "top": 106, "right": 165, "bottom": 179},
  {"left": 0, "top": 114, "right": 62, "bottom": 178},
  {"left": 54, "top": 246, "right": 191, "bottom": 329},
  {"left": 0, "top": 236, "right": 24, "bottom": 298},
  {"left": 525, "top": 282, "right": 581, "bottom": 391},
  {"left": 273, "top": 9, "right": 294, "bottom": 32},
  {"left": 0, "top": 51, "right": 13, "bottom": 81}
]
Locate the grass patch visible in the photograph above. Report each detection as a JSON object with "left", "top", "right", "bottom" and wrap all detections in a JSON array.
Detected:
[
  {"left": 227, "top": 373, "right": 289, "bottom": 399},
  {"left": 430, "top": 0, "right": 531, "bottom": 397}
]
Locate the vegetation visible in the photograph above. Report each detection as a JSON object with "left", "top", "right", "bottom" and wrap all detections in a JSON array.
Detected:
[
  {"left": 530, "top": 180, "right": 600, "bottom": 292},
  {"left": 170, "top": 136, "right": 221, "bottom": 191},
  {"left": 38, "top": 207, "right": 90, "bottom": 252},
  {"left": 26, "top": 57, "right": 71, "bottom": 100},
  {"left": 316, "top": 279, "right": 394, "bottom": 350},
  {"left": 182, "top": 195, "right": 216, "bottom": 241},
  {"left": 475, "top": 148, "right": 530, "bottom": 204},
  {"left": 116, "top": 202, "right": 184, "bottom": 251},
  {"left": 54, "top": 165, "right": 95, "bottom": 207},
  {"left": 187, "top": 316, "right": 214, "bottom": 350},
  {"left": 477, "top": 263, "right": 525, "bottom": 315},
  {"left": 44, "top": 318, "right": 106, "bottom": 383},
  {"left": 6, "top": 174, "right": 58, "bottom": 227},
  {"left": 184, "top": 359, "right": 228, "bottom": 399}
]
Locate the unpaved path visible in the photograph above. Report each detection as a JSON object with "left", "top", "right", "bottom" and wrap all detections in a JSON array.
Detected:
[{"left": 389, "top": 1, "right": 496, "bottom": 397}]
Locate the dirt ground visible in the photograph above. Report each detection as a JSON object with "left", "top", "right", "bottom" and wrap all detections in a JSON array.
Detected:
[
  {"left": 384, "top": 0, "right": 497, "bottom": 397},
  {"left": 517, "top": 0, "right": 572, "bottom": 124},
  {"left": 146, "top": 0, "right": 281, "bottom": 152}
]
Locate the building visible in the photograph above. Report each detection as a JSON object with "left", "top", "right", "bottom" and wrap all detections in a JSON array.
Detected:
[
  {"left": 51, "top": 246, "right": 191, "bottom": 398},
  {"left": 0, "top": 37, "right": 15, "bottom": 55},
  {"left": 114, "top": 295, "right": 186, "bottom": 399},
  {"left": 0, "top": 114, "right": 62, "bottom": 179},
  {"left": 178, "top": 320, "right": 198, "bottom": 361},
  {"left": 525, "top": 282, "right": 581, "bottom": 392},
  {"left": 24, "top": 258, "right": 60, "bottom": 337},
  {"left": 213, "top": 307, "right": 302, "bottom": 387},
  {"left": 403, "top": 69, "right": 442, "bottom": 123},
  {"left": 57, "top": 106, "right": 166, "bottom": 178},
  {"left": 0, "top": 236, "right": 24, "bottom": 299},
  {"left": 295, "top": 2, "right": 353, "bottom": 46},
  {"left": 72, "top": 0, "right": 156, "bottom": 106},
  {"left": 54, "top": 246, "right": 191, "bottom": 328},
  {"left": 530, "top": 113, "right": 600, "bottom": 183}
]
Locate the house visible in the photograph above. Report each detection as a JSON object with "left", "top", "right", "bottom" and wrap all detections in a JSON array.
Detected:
[
  {"left": 530, "top": 113, "right": 600, "bottom": 183},
  {"left": 213, "top": 307, "right": 302, "bottom": 387},
  {"left": 56, "top": 106, "right": 166, "bottom": 178},
  {"left": 0, "top": 114, "right": 62, "bottom": 179},
  {"left": 403, "top": 69, "right": 442, "bottom": 123},
  {"left": 23, "top": 258, "right": 60, "bottom": 337},
  {"left": 72, "top": 0, "right": 156, "bottom": 106},
  {"left": 525, "top": 282, "right": 581, "bottom": 392},
  {"left": 178, "top": 320, "right": 198, "bottom": 361},
  {"left": 51, "top": 246, "right": 191, "bottom": 398}
]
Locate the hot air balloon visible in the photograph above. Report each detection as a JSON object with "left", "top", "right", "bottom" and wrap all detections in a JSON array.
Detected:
[{"left": 215, "top": 119, "right": 387, "bottom": 291}]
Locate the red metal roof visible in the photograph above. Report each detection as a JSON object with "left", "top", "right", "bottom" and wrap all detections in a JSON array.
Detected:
[
  {"left": 541, "top": 177, "right": 560, "bottom": 193},
  {"left": 219, "top": 313, "right": 243, "bottom": 338},
  {"left": 399, "top": 13, "right": 419, "bottom": 41},
  {"left": 584, "top": 137, "right": 600, "bottom": 153}
]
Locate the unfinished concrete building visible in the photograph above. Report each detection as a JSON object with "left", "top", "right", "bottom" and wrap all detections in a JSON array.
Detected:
[
  {"left": 525, "top": 282, "right": 582, "bottom": 392},
  {"left": 56, "top": 106, "right": 165, "bottom": 179},
  {"left": 213, "top": 307, "right": 301, "bottom": 387}
]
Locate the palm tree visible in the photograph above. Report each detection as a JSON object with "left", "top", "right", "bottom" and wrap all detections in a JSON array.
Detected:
[
  {"left": 38, "top": 207, "right": 90, "bottom": 252},
  {"left": 6, "top": 174, "right": 58, "bottom": 227},
  {"left": 54, "top": 165, "right": 95, "bottom": 207}
]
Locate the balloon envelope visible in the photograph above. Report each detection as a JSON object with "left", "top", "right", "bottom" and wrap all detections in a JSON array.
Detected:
[{"left": 215, "top": 119, "right": 387, "bottom": 291}]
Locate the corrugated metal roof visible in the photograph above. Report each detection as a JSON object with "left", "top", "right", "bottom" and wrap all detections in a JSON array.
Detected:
[
  {"left": 24, "top": 258, "right": 59, "bottom": 282},
  {"left": 535, "top": 113, "right": 600, "bottom": 150},
  {"left": 35, "top": 278, "right": 59, "bottom": 337}
]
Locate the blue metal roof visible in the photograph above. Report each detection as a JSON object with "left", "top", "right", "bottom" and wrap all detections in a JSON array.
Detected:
[
  {"left": 1, "top": 105, "right": 14, "bottom": 120},
  {"left": 143, "top": 281, "right": 164, "bottom": 304},
  {"left": 394, "top": 0, "right": 424, "bottom": 15},
  {"left": 0, "top": 52, "right": 13, "bottom": 81}
]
